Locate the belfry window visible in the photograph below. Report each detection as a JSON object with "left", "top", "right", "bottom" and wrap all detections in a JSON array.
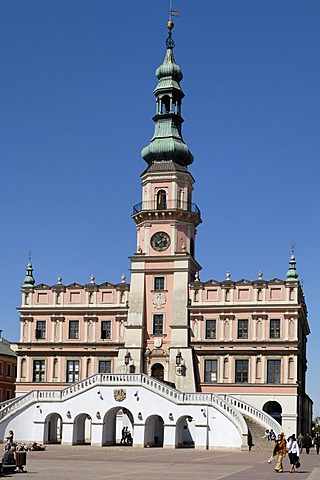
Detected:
[
  {"left": 161, "top": 95, "right": 170, "bottom": 113},
  {"left": 157, "top": 190, "right": 167, "bottom": 210}
]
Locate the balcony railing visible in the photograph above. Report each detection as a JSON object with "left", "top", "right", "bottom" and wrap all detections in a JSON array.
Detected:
[{"left": 133, "top": 200, "right": 201, "bottom": 217}]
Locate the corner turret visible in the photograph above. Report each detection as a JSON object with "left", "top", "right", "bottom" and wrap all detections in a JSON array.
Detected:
[{"left": 22, "top": 261, "right": 35, "bottom": 288}]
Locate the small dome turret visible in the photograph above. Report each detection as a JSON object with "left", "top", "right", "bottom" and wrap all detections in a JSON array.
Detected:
[
  {"left": 22, "top": 262, "right": 35, "bottom": 288},
  {"left": 286, "top": 251, "right": 299, "bottom": 281}
]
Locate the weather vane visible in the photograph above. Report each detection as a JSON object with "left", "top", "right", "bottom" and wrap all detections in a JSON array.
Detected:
[
  {"left": 27, "top": 250, "right": 32, "bottom": 262},
  {"left": 290, "top": 242, "right": 296, "bottom": 254},
  {"left": 166, "top": 0, "right": 180, "bottom": 49}
]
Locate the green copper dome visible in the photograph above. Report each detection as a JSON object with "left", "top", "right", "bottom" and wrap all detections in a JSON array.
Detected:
[
  {"left": 155, "top": 48, "right": 183, "bottom": 82},
  {"left": 22, "top": 262, "right": 35, "bottom": 288},
  {"left": 141, "top": 37, "right": 194, "bottom": 167}
]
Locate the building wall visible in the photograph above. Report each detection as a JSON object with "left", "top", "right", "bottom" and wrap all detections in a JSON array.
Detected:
[{"left": 0, "top": 355, "right": 16, "bottom": 401}]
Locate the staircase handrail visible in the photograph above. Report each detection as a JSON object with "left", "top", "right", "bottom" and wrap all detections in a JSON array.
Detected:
[{"left": 220, "top": 394, "right": 281, "bottom": 434}]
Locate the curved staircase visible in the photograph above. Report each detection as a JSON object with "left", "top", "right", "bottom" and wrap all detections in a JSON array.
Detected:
[{"left": 244, "top": 415, "right": 274, "bottom": 452}]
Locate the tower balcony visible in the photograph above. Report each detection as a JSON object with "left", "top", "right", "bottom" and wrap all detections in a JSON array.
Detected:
[{"left": 132, "top": 200, "right": 201, "bottom": 225}]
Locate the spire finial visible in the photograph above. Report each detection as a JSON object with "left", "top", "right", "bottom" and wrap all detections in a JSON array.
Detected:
[{"left": 166, "top": 0, "right": 180, "bottom": 49}]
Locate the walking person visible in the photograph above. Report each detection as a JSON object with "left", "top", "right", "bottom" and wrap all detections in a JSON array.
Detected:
[
  {"left": 287, "top": 434, "right": 299, "bottom": 473},
  {"left": 304, "top": 432, "right": 312, "bottom": 454},
  {"left": 297, "top": 433, "right": 303, "bottom": 453},
  {"left": 314, "top": 432, "right": 320, "bottom": 455},
  {"left": 273, "top": 433, "right": 287, "bottom": 473}
]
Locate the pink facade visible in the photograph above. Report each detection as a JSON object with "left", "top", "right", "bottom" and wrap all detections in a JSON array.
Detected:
[{"left": 15, "top": 24, "right": 312, "bottom": 435}]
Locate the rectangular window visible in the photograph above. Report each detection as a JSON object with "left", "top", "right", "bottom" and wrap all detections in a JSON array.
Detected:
[
  {"left": 270, "top": 319, "right": 281, "bottom": 339},
  {"left": 204, "top": 359, "right": 218, "bottom": 383},
  {"left": 237, "top": 319, "right": 248, "bottom": 339},
  {"left": 33, "top": 360, "right": 46, "bottom": 382},
  {"left": 101, "top": 321, "right": 111, "bottom": 340},
  {"left": 267, "top": 359, "right": 281, "bottom": 383},
  {"left": 153, "top": 314, "right": 163, "bottom": 335},
  {"left": 154, "top": 277, "right": 165, "bottom": 291},
  {"left": 205, "top": 320, "right": 216, "bottom": 339},
  {"left": 235, "top": 359, "right": 249, "bottom": 383},
  {"left": 66, "top": 360, "right": 79, "bottom": 383},
  {"left": 98, "top": 360, "right": 111, "bottom": 374},
  {"left": 0, "top": 362, "right": 2, "bottom": 376},
  {"left": 6, "top": 364, "right": 11, "bottom": 377},
  {"left": 35, "top": 320, "right": 46, "bottom": 339},
  {"left": 6, "top": 390, "right": 11, "bottom": 400},
  {"left": 68, "top": 321, "right": 79, "bottom": 340}
]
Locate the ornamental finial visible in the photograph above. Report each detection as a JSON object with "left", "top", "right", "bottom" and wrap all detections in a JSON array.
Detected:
[{"left": 166, "top": 0, "right": 180, "bottom": 49}]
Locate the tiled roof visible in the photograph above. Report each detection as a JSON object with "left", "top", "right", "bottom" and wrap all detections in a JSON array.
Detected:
[{"left": 0, "top": 338, "right": 16, "bottom": 359}]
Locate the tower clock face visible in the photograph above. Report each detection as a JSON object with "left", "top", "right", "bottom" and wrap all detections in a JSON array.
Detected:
[{"left": 150, "top": 231, "right": 171, "bottom": 251}]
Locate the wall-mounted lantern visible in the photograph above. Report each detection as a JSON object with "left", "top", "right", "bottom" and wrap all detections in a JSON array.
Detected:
[
  {"left": 124, "top": 350, "right": 131, "bottom": 366},
  {"left": 175, "top": 349, "right": 186, "bottom": 376}
]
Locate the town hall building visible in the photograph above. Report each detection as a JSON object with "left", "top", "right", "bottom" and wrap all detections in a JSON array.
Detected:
[{"left": 0, "top": 20, "right": 312, "bottom": 450}]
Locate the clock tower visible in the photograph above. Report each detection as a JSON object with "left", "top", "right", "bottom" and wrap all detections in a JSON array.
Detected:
[{"left": 118, "top": 22, "right": 201, "bottom": 391}]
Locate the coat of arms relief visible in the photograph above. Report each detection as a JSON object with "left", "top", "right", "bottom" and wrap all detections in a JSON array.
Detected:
[
  {"left": 113, "top": 389, "right": 126, "bottom": 402},
  {"left": 152, "top": 293, "right": 166, "bottom": 309}
]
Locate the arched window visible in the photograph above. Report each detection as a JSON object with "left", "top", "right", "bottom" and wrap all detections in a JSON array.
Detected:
[
  {"left": 157, "top": 190, "right": 167, "bottom": 210},
  {"left": 161, "top": 95, "right": 170, "bottom": 113}
]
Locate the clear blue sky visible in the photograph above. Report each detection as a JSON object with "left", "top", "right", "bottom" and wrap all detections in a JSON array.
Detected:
[{"left": 1, "top": 1, "right": 319, "bottom": 414}]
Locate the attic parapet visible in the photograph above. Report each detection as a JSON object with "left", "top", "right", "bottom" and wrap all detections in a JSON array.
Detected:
[
  {"left": 20, "top": 281, "right": 130, "bottom": 308},
  {"left": 188, "top": 278, "right": 301, "bottom": 306}
]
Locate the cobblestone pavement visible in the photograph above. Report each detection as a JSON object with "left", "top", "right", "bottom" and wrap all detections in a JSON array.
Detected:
[{"left": 17, "top": 446, "right": 320, "bottom": 480}]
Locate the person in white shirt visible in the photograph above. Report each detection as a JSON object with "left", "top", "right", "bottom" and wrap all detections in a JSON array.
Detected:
[{"left": 288, "top": 434, "right": 300, "bottom": 473}]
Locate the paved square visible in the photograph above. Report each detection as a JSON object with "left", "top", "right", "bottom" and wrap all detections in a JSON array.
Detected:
[{"left": 16, "top": 445, "right": 320, "bottom": 480}]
